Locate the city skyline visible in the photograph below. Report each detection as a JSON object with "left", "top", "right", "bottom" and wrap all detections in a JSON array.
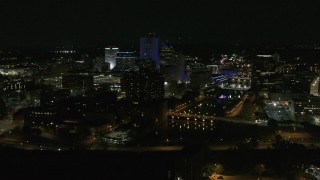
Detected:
[{"left": 2, "top": 1, "right": 320, "bottom": 179}]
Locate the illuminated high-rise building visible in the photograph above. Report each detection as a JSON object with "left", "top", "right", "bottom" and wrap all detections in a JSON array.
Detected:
[
  {"left": 160, "top": 43, "right": 174, "bottom": 65},
  {"left": 105, "top": 47, "right": 119, "bottom": 70},
  {"left": 115, "top": 51, "right": 136, "bottom": 71},
  {"left": 310, "top": 76, "right": 320, "bottom": 96},
  {"left": 140, "top": 33, "right": 160, "bottom": 69},
  {"left": 121, "top": 69, "right": 164, "bottom": 103}
]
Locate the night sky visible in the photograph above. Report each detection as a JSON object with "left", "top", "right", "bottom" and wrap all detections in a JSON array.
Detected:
[{"left": 1, "top": 0, "right": 320, "bottom": 48}]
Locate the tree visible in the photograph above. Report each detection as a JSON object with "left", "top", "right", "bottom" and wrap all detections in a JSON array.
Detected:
[
  {"left": 202, "top": 164, "right": 214, "bottom": 177},
  {"left": 255, "top": 163, "right": 266, "bottom": 178},
  {"left": 272, "top": 134, "right": 284, "bottom": 149},
  {"left": 202, "top": 163, "right": 224, "bottom": 177},
  {"left": 272, "top": 134, "right": 306, "bottom": 149},
  {"left": 275, "top": 134, "right": 283, "bottom": 144},
  {"left": 213, "top": 163, "right": 224, "bottom": 174}
]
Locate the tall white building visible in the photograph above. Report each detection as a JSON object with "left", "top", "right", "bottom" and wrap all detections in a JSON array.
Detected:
[
  {"left": 105, "top": 47, "right": 119, "bottom": 70},
  {"left": 310, "top": 76, "right": 320, "bottom": 96}
]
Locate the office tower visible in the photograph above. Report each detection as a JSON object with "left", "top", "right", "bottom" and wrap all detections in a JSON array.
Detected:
[
  {"left": 159, "top": 43, "right": 188, "bottom": 83},
  {"left": 160, "top": 43, "right": 174, "bottom": 65},
  {"left": 105, "top": 47, "right": 119, "bottom": 70},
  {"left": 310, "top": 76, "right": 320, "bottom": 96},
  {"left": 115, "top": 51, "right": 136, "bottom": 71},
  {"left": 121, "top": 69, "right": 164, "bottom": 103},
  {"left": 140, "top": 33, "right": 160, "bottom": 69}
]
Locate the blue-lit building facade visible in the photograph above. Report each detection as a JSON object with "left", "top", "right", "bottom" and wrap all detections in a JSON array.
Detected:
[{"left": 140, "top": 34, "right": 160, "bottom": 69}]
